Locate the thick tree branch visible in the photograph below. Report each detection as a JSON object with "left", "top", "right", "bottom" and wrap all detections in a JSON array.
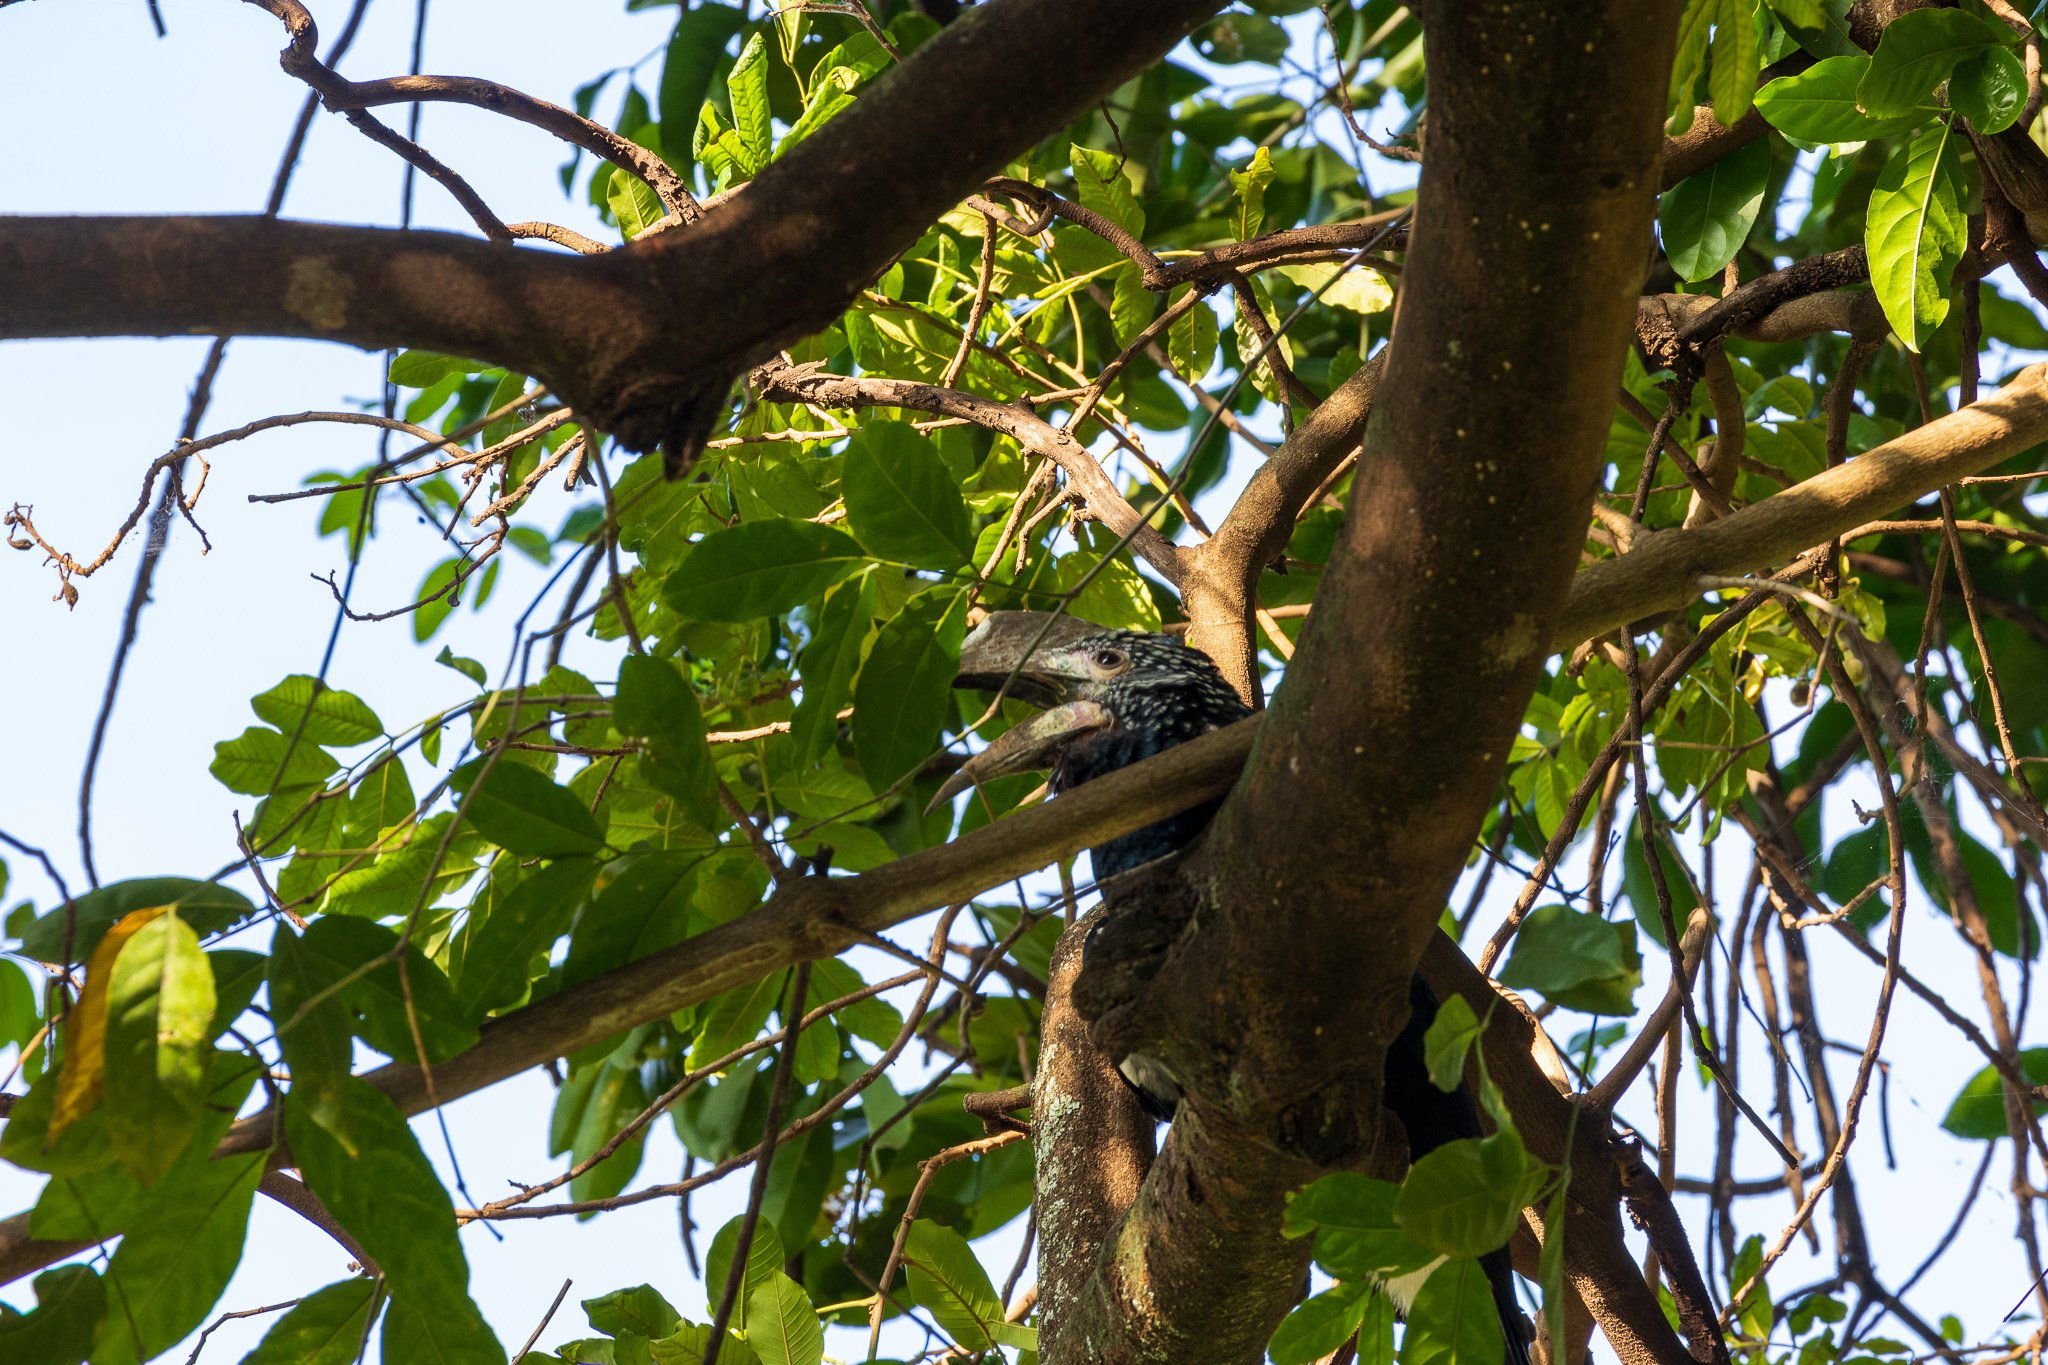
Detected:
[
  {"left": 1058, "top": 2, "right": 1682, "bottom": 1361},
  {"left": 1183, "top": 349, "right": 1386, "bottom": 700},
  {"left": 1558, "top": 364, "right": 2048, "bottom": 646},
  {"left": 1035, "top": 916, "right": 1155, "bottom": 1359},
  {"left": 0, "top": 0, "right": 1232, "bottom": 460}
]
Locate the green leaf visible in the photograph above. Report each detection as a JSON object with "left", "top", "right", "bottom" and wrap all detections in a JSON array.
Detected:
[
  {"left": 412, "top": 557, "right": 465, "bottom": 643},
  {"left": 240, "top": 1280, "right": 384, "bottom": 1365},
  {"left": 1394, "top": 1129, "right": 1532, "bottom": 1258},
  {"left": 20, "top": 879, "right": 255, "bottom": 968},
  {"left": 455, "top": 855, "right": 599, "bottom": 1019},
  {"left": 1233, "top": 274, "right": 1294, "bottom": 405},
  {"left": 1070, "top": 144, "right": 1144, "bottom": 236},
  {"left": 1762, "top": 0, "right": 1820, "bottom": 27},
  {"left": 1756, "top": 56, "right": 1935, "bottom": 142},
  {"left": 1669, "top": 0, "right": 1715, "bottom": 129},
  {"left": 902, "top": 1219, "right": 1003, "bottom": 1351},
  {"left": 1941, "top": 1047, "right": 2048, "bottom": 1138},
  {"left": 1285, "top": 1173, "right": 1438, "bottom": 1284},
  {"left": 1950, "top": 44, "right": 2027, "bottom": 134},
  {"left": 689, "top": 970, "right": 783, "bottom": 1072},
  {"left": 608, "top": 169, "right": 665, "bottom": 240},
  {"left": 380, "top": 1292, "right": 506, "bottom": 1365},
  {"left": 1858, "top": 8, "right": 2002, "bottom": 120},
  {"left": 1109, "top": 262, "right": 1155, "bottom": 346},
  {"left": 1196, "top": 11, "right": 1291, "bottom": 64},
  {"left": 210, "top": 726, "right": 338, "bottom": 797},
  {"left": 268, "top": 922, "right": 358, "bottom": 1136},
  {"left": 564, "top": 1059, "right": 652, "bottom": 1205},
  {"left": 727, "top": 31, "right": 771, "bottom": 173},
  {"left": 746, "top": 1274, "right": 824, "bottom": 1365},
  {"left": 851, "top": 585, "right": 972, "bottom": 791},
  {"left": 289, "top": 1078, "right": 479, "bottom": 1310},
  {"left": 1166, "top": 285, "right": 1219, "bottom": 379},
  {"left": 1498, "top": 904, "right": 1630, "bottom": 995},
  {"left": 345, "top": 755, "right": 416, "bottom": 849},
  {"left": 782, "top": 65, "right": 860, "bottom": 150},
  {"left": 1866, "top": 122, "right": 1967, "bottom": 351},
  {"left": 1399, "top": 1256, "right": 1505, "bottom": 1365},
  {"left": 1622, "top": 815, "right": 1700, "bottom": 949},
  {"left": 452, "top": 759, "right": 606, "bottom": 857},
  {"left": 1270, "top": 1283, "right": 1370, "bottom": 1365},
  {"left": 791, "top": 574, "right": 876, "bottom": 768},
  {"left": 0, "top": 957, "right": 39, "bottom": 1050},
  {"left": 1729, "top": 1233, "right": 1774, "bottom": 1340},
  {"left": 436, "top": 644, "right": 489, "bottom": 687},
  {"left": 1707, "top": 0, "right": 1762, "bottom": 125},
  {"left": 389, "top": 350, "right": 482, "bottom": 388},
  {"left": 614, "top": 655, "right": 719, "bottom": 828},
  {"left": 702, "top": 1216, "right": 788, "bottom": 1335},
  {"left": 251, "top": 675, "right": 384, "bottom": 746},
  {"left": 657, "top": 3, "right": 745, "bottom": 169},
  {"left": 1230, "top": 145, "right": 1275, "bottom": 240},
  {"left": 1660, "top": 136, "right": 1770, "bottom": 282},
  {"left": 300, "top": 916, "right": 477, "bottom": 1065},
  {"left": 842, "top": 420, "right": 975, "bottom": 568},
  {"left": 102, "top": 912, "right": 215, "bottom": 1184},
  {"left": 1764, "top": 0, "right": 1859, "bottom": 61},
  {"left": 584, "top": 1284, "right": 681, "bottom": 1340},
  {"left": 663, "top": 519, "right": 866, "bottom": 622},
  {"left": 92, "top": 1150, "right": 264, "bottom": 1365},
  {"left": 562, "top": 851, "right": 699, "bottom": 988},
  {"left": 1422, "top": 993, "right": 1483, "bottom": 1093},
  {"left": 0, "top": 1265, "right": 105, "bottom": 1365},
  {"left": 1539, "top": 1185, "right": 1569, "bottom": 1365}
]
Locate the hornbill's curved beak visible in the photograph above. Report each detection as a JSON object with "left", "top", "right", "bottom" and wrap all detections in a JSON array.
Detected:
[{"left": 925, "top": 611, "right": 1110, "bottom": 813}]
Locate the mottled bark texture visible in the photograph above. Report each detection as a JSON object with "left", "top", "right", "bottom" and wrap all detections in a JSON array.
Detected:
[
  {"left": 1033, "top": 916, "right": 1157, "bottom": 1356},
  {"left": 1057, "top": 3, "right": 1683, "bottom": 1361}
]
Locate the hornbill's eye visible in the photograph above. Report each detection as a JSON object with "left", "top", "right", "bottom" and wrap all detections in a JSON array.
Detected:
[{"left": 1092, "top": 647, "right": 1127, "bottom": 671}]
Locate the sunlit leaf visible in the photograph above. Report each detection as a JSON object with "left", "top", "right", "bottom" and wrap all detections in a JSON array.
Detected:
[
  {"left": 1865, "top": 122, "right": 1967, "bottom": 352},
  {"left": 1857, "top": 7, "right": 2002, "bottom": 120},
  {"left": 663, "top": 519, "right": 866, "bottom": 622},
  {"left": 1660, "top": 137, "right": 1769, "bottom": 282},
  {"left": 452, "top": 759, "right": 606, "bottom": 857},
  {"left": 851, "top": 585, "right": 972, "bottom": 791}
]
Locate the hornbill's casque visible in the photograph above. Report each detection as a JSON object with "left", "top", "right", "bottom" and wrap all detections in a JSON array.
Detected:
[{"left": 931, "top": 611, "right": 1533, "bottom": 1365}]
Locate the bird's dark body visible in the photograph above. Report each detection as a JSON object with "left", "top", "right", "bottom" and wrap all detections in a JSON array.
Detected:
[{"left": 1016, "top": 628, "right": 1530, "bottom": 1365}]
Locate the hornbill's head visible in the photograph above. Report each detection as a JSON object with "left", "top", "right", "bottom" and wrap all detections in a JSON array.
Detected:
[{"left": 927, "top": 611, "right": 1250, "bottom": 847}]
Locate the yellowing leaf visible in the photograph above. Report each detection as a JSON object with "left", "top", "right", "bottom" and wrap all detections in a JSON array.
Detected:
[
  {"left": 48, "top": 906, "right": 171, "bottom": 1147},
  {"left": 1231, "top": 145, "right": 1275, "bottom": 240},
  {"left": 1274, "top": 262, "right": 1394, "bottom": 315}
]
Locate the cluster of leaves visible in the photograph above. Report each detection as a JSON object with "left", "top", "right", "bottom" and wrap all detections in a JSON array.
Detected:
[
  {"left": 1667, "top": 2, "right": 2026, "bottom": 348},
  {"left": 0, "top": 2, "right": 1407, "bottom": 1360},
  {"left": 7, "top": 1, "right": 2048, "bottom": 1363}
]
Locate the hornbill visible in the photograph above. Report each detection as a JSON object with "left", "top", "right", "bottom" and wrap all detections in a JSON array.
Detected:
[{"left": 930, "top": 610, "right": 1533, "bottom": 1365}]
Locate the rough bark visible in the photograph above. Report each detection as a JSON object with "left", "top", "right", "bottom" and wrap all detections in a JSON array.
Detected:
[
  {"left": 1054, "top": 2, "right": 1683, "bottom": 1360},
  {"left": 1034, "top": 917, "right": 1156, "bottom": 1361}
]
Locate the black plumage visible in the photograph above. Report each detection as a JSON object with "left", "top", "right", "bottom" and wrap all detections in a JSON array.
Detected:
[{"left": 940, "top": 614, "right": 1533, "bottom": 1365}]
